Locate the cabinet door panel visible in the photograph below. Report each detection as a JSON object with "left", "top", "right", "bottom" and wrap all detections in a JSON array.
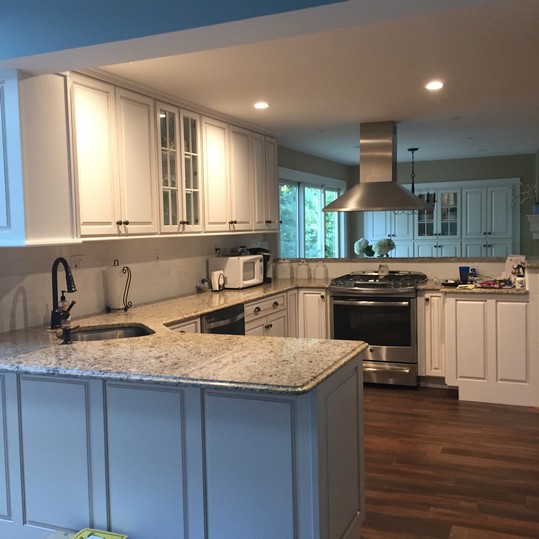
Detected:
[
  {"left": 19, "top": 377, "right": 104, "bottom": 531},
  {"left": 116, "top": 90, "right": 158, "bottom": 234},
  {"left": 106, "top": 384, "right": 189, "bottom": 538},
  {"left": 252, "top": 133, "right": 267, "bottom": 230},
  {"left": 72, "top": 79, "right": 119, "bottom": 236},
  {"left": 455, "top": 300, "right": 488, "bottom": 381},
  {"left": 488, "top": 187, "right": 512, "bottom": 237},
  {"left": 462, "top": 188, "right": 486, "bottom": 238},
  {"left": 203, "top": 117, "right": 230, "bottom": 231},
  {"left": 204, "top": 392, "right": 295, "bottom": 539},
  {"left": 229, "top": 126, "right": 252, "bottom": 230},
  {"left": 265, "top": 137, "right": 280, "bottom": 229},
  {"left": 267, "top": 311, "right": 287, "bottom": 337},
  {"left": 496, "top": 301, "right": 528, "bottom": 383}
]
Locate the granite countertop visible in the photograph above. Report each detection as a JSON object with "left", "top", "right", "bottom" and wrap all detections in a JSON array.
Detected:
[
  {"left": 0, "top": 278, "right": 367, "bottom": 395},
  {"left": 417, "top": 279, "right": 529, "bottom": 294}
]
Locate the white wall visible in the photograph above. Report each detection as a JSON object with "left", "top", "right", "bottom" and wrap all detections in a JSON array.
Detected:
[{"left": 0, "top": 233, "right": 276, "bottom": 333}]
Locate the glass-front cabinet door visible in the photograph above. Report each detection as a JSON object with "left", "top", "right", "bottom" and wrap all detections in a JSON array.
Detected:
[
  {"left": 180, "top": 110, "right": 202, "bottom": 231},
  {"left": 416, "top": 189, "right": 459, "bottom": 239},
  {"left": 158, "top": 103, "right": 202, "bottom": 233}
]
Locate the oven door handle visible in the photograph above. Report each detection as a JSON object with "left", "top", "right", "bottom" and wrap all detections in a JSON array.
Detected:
[
  {"left": 364, "top": 366, "right": 412, "bottom": 374},
  {"left": 332, "top": 299, "right": 409, "bottom": 308}
]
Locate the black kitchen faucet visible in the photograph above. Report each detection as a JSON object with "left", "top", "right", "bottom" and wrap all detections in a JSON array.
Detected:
[{"left": 50, "top": 257, "right": 77, "bottom": 329}]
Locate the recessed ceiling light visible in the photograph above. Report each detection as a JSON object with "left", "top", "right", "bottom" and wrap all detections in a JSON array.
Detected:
[
  {"left": 425, "top": 80, "right": 444, "bottom": 91},
  {"left": 254, "top": 101, "right": 269, "bottom": 110}
]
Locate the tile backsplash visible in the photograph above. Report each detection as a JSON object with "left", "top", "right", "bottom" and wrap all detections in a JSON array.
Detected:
[{"left": 0, "top": 234, "right": 273, "bottom": 333}]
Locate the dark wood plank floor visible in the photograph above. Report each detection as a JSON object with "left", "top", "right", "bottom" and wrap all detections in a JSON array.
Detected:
[{"left": 361, "top": 385, "right": 539, "bottom": 539}]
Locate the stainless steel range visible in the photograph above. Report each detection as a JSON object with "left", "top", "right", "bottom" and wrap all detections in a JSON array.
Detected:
[{"left": 328, "top": 269, "right": 427, "bottom": 386}]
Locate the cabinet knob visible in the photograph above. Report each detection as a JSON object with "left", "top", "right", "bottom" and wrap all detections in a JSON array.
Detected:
[
  {"left": 254, "top": 306, "right": 261, "bottom": 314},
  {"left": 425, "top": 297, "right": 430, "bottom": 303},
  {"left": 265, "top": 220, "right": 272, "bottom": 224},
  {"left": 229, "top": 220, "right": 237, "bottom": 225},
  {"left": 265, "top": 323, "right": 273, "bottom": 330},
  {"left": 116, "top": 220, "right": 122, "bottom": 226},
  {"left": 272, "top": 301, "right": 279, "bottom": 309},
  {"left": 122, "top": 220, "right": 129, "bottom": 226},
  {"left": 320, "top": 294, "right": 325, "bottom": 300},
  {"left": 179, "top": 220, "right": 190, "bottom": 225}
]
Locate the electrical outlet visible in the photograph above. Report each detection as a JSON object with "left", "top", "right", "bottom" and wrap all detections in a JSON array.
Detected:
[{"left": 70, "top": 255, "right": 84, "bottom": 269}]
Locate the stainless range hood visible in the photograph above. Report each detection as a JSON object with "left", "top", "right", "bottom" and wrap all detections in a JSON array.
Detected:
[{"left": 323, "top": 121, "right": 428, "bottom": 212}]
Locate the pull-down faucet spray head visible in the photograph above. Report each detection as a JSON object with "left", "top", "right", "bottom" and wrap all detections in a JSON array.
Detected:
[{"left": 51, "top": 257, "right": 77, "bottom": 329}]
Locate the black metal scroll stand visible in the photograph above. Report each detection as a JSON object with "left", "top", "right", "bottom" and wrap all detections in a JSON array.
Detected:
[{"left": 106, "top": 259, "right": 133, "bottom": 312}]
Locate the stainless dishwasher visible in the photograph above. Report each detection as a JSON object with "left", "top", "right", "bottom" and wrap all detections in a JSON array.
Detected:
[{"left": 201, "top": 304, "right": 245, "bottom": 335}]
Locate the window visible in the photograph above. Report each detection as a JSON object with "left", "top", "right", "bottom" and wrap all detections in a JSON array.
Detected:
[{"left": 278, "top": 168, "right": 345, "bottom": 258}]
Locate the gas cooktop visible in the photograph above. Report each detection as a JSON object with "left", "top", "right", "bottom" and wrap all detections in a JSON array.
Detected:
[{"left": 328, "top": 270, "right": 427, "bottom": 295}]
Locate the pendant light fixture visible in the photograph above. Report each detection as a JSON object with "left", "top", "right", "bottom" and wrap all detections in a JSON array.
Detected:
[{"left": 408, "top": 147, "right": 435, "bottom": 212}]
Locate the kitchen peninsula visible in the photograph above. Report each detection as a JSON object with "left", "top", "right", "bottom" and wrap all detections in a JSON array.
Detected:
[{"left": 0, "top": 287, "right": 366, "bottom": 539}]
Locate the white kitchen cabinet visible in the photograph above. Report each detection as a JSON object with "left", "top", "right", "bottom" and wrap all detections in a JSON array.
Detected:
[
  {"left": 252, "top": 134, "right": 279, "bottom": 231},
  {"left": 157, "top": 103, "right": 203, "bottom": 233},
  {"left": 0, "top": 71, "right": 75, "bottom": 246},
  {"left": 287, "top": 289, "right": 299, "bottom": 338},
  {"left": 445, "top": 294, "right": 534, "bottom": 406},
  {"left": 71, "top": 76, "right": 158, "bottom": 236},
  {"left": 203, "top": 116, "right": 230, "bottom": 232},
  {"left": 417, "top": 292, "right": 445, "bottom": 377},
  {"left": 115, "top": 88, "right": 159, "bottom": 234},
  {"left": 298, "top": 288, "right": 328, "bottom": 339},
  {"left": 245, "top": 293, "right": 287, "bottom": 337},
  {"left": 167, "top": 318, "right": 201, "bottom": 333},
  {"left": 364, "top": 209, "right": 414, "bottom": 243},
  {"left": 415, "top": 239, "right": 461, "bottom": 258},
  {"left": 461, "top": 181, "right": 517, "bottom": 257},
  {"left": 228, "top": 125, "right": 253, "bottom": 230}
]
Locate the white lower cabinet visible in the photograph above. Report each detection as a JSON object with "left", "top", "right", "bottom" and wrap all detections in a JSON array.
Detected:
[
  {"left": 245, "top": 293, "right": 287, "bottom": 337},
  {"left": 298, "top": 288, "right": 328, "bottom": 339},
  {"left": 417, "top": 292, "right": 445, "bottom": 378},
  {"left": 0, "top": 360, "right": 365, "bottom": 539},
  {"left": 287, "top": 289, "right": 299, "bottom": 338},
  {"left": 445, "top": 294, "right": 534, "bottom": 406},
  {"left": 167, "top": 318, "right": 201, "bottom": 333}
]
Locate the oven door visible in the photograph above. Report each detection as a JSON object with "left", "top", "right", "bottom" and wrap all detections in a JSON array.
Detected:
[{"left": 330, "top": 294, "right": 418, "bottom": 386}]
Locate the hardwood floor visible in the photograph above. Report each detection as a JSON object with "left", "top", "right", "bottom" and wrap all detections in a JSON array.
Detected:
[{"left": 361, "top": 385, "right": 539, "bottom": 539}]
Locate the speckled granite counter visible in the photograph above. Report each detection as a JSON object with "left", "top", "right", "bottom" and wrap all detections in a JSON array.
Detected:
[
  {"left": 0, "top": 278, "right": 367, "bottom": 394},
  {"left": 417, "top": 279, "right": 529, "bottom": 294}
]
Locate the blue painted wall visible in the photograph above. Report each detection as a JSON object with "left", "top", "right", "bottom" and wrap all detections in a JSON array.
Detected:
[{"left": 0, "top": 0, "right": 342, "bottom": 60}]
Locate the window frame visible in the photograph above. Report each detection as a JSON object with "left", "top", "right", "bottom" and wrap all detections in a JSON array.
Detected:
[{"left": 278, "top": 167, "right": 346, "bottom": 258}]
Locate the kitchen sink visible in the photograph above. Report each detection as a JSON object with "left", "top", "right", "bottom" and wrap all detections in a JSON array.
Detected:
[{"left": 58, "top": 323, "right": 155, "bottom": 342}]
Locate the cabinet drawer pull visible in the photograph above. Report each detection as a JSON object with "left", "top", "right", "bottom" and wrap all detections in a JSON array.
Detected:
[
  {"left": 254, "top": 306, "right": 261, "bottom": 314},
  {"left": 272, "top": 301, "right": 279, "bottom": 309}
]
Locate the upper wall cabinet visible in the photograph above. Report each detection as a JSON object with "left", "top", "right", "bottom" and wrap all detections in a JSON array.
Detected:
[
  {"left": 252, "top": 134, "right": 279, "bottom": 231},
  {"left": 157, "top": 103, "right": 203, "bottom": 233},
  {"left": 0, "top": 71, "right": 75, "bottom": 246},
  {"left": 363, "top": 178, "right": 520, "bottom": 257},
  {"left": 203, "top": 118, "right": 279, "bottom": 234},
  {"left": 70, "top": 75, "right": 159, "bottom": 237},
  {"left": 461, "top": 182, "right": 517, "bottom": 257}
]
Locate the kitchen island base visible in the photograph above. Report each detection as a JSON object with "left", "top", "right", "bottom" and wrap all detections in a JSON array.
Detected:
[{"left": 0, "top": 355, "right": 364, "bottom": 539}]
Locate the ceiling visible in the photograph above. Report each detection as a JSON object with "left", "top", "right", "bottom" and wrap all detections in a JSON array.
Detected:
[{"left": 11, "top": 0, "right": 539, "bottom": 166}]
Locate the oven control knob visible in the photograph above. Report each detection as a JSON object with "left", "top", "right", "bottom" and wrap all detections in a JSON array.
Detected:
[{"left": 369, "top": 347, "right": 375, "bottom": 353}]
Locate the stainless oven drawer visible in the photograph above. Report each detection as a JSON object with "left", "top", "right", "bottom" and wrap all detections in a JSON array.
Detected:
[
  {"left": 363, "top": 361, "right": 418, "bottom": 386},
  {"left": 362, "top": 344, "right": 415, "bottom": 364}
]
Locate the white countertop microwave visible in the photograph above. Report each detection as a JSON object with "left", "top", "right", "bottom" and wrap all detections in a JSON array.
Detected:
[{"left": 208, "top": 255, "right": 264, "bottom": 289}]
